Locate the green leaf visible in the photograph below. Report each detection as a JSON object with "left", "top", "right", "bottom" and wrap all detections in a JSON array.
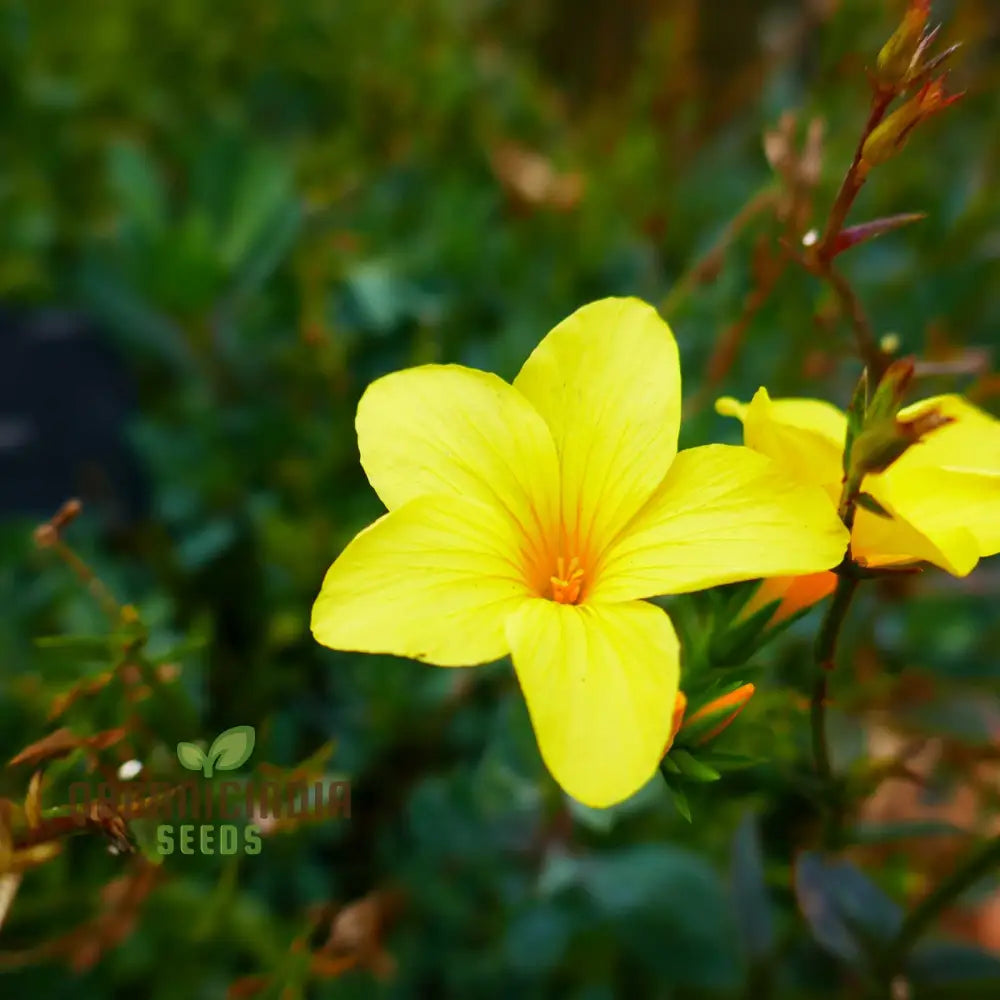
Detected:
[
  {"left": 708, "top": 597, "right": 780, "bottom": 666},
  {"left": 34, "top": 635, "right": 112, "bottom": 652},
  {"left": 669, "top": 749, "right": 721, "bottom": 783},
  {"left": 568, "top": 844, "right": 741, "bottom": 989},
  {"left": 208, "top": 725, "right": 256, "bottom": 772},
  {"left": 665, "top": 782, "right": 692, "bottom": 822},
  {"left": 794, "top": 852, "right": 902, "bottom": 967},
  {"left": 697, "top": 751, "right": 762, "bottom": 772},
  {"left": 108, "top": 141, "right": 166, "bottom": 237},
  {"left": 730, "top": 813, "right": 774, "bottom": 961},
  {"left": 844, "top": 368, "right": 869, "bottom": 476},
  {"left": 219, "top": 151, "right": 294, "bottom": 270},
  {"left": 908, "top": 941, "right": 1000, "bottom": 995},
  {"left": 856, "top": 491, "right": 893, "bottom": 518},
  {"left": 176, "top": 742, "right": 207, "bottom": 772},
  {"left": 659, "top": 754, "right": 682, "bottom": 775}
]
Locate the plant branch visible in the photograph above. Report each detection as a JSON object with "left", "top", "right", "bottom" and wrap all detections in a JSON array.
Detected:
[
  {"left": 802, "top": 88, "right": 898, "bottom": 379},
  {"left": 816, "top": 89, "right": 894, "bottom": 261},
  {"left": 810, "top": 570, "right": 860, "bottom": 848},
  {"left": 662, "top": 184, "right": 780, "bottom": 319},
  {"left": 825, "top": 264, "right": 887, "bottom": 380},
  {"left": 883, "top": 834, "right": 1000, "bottom": 974}
]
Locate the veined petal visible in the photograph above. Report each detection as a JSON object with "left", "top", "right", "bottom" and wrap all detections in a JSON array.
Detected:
[
  {"left": 894, "top": 395, "right": 1000, "bottom": 476},
  {"left": 868, "top": 395, "right": 1000, "bottom": 560},
  {"left": 312, "top": 495, "right": 532, "bottom": 666},
  {"left": 506, "top": 598, "right": 680, "bottom": 808},
  {"left": 853, "top": 489, "right": 981, "bottom": 575},
  {"left": 590, "top": 445, "right": 849, "bottom": 602},
  {"left": 513, "top": 298, "right": 681, "bottom": 564},
  {"left": 356, "top": 364, "right": 560, "bottom": 575},
  {"left": 717, "top": 388, "right": 846, "bottom": 499}
]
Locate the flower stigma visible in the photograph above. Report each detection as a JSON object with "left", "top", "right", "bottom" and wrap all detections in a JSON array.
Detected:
[{"left": 549, "top": 554, "right": 586, "bottom": 604}]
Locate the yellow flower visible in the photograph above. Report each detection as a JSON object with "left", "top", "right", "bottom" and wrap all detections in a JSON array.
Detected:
[
  {"left": 718, "top": 387, "right": 1000, "bottom": 620},
  {"left": 312, "top": 299, "right": 848, "bottom": 807}
]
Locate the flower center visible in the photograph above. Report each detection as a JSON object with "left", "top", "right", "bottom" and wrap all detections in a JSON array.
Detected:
[{"left": 549, "top": 555, "right": 585, "bottom": 605}]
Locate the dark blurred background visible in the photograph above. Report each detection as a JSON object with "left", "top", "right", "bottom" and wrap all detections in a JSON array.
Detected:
[{"left": 2, "top": 0, "right": 1000, "bottom": 997}]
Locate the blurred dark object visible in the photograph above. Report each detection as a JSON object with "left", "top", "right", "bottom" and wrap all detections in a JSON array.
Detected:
[{"left": 0, "top": 307, "right": 145, "bottom": 523}]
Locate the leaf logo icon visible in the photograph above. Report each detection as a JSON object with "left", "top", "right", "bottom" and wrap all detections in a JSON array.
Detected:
[{"left": 176, "top": 726, "right": 256, "bottom": 778}]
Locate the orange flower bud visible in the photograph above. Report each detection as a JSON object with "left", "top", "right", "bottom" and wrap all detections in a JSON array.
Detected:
[
  {"left": 679, "top": 683, "right": 756, "bottom": 746},
  {"left": 742, "top": 573, "right": 838, "bottom": 628},
  {"left": 661, "top": 691, "right": 688, "bottom": 757},
  {"left": 876, "top": 0, "right": 931, "bottom": 87}
]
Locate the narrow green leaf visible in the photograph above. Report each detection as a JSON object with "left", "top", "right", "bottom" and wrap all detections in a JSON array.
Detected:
[
  {"left": 795, "top": 853, "right": 902, "bottom": 968},
  {"left": 844, "top": 368, "right": 869, "bottom": 477},
  {"left": 659, "top": 755, "right": 681, "bottom": 775},
  {"left": 670, "top": 750, "right": 722, "bottom": 783},
  {"left": 697, "top": 751, "right": 761, "bottom": 772},
  {"left": 856, "top": 492, "right": 893, "bottom": 518},
  {"left": 730, "top": 813, "right": 774, "bottom": 960},
  {"left": 708, "top": 597, "right": 780, "bottom": 666},
  {"left": 666, "top": 783, "right": 692, "bottom": 823}
]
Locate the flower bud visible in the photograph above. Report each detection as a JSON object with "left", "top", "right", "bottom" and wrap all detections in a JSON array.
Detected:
[
  {"left": 661, "top": 691, "right": 688, "bottom": 757},
  {"left": 861, "top": 77, "right": 961, "bottom": 168},
  {"left": 678, "top": 683, "right": 755, "bottom": 746},
  {"left": 876, "top": 0, "right": 931, "bottom": 87},
  {"left": 850, "top": 407, "right": 953, "bottom": 477},
  {"left": 867, "top": 358, "right": 915, "bottom": 423}
]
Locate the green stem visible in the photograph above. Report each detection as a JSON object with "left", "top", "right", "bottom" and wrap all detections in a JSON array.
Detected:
[
  {"left": 885, "top": 835, "right": 1000, "bottom": 972},
  {"left": 825, "top": 264, "right": 889, "bottom": 382},
  {"left": 810, "top": 572, "right": 859, "bottom": 846}
]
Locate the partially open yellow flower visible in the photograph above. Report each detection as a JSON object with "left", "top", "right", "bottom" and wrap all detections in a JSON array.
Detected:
[
  {"left": 312, "top": 299, "right": 848, "bottom": 807},
  {"left": 719, "top": 387, "right": 1000, "bottom": 621}
]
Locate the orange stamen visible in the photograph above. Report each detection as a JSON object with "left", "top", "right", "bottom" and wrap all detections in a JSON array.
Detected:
[{"left": 550, "top": 555, "right": 585, "bottom": 605}]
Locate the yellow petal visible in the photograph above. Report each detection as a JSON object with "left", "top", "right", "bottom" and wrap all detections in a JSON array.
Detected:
[
  {"left": 312, "top": 495, "right": 532, "bottom": 666},
  {"left": 850, "top": 500, "right": 979, "bottom": 576},
  {"left": 356, "top": 364, "right": 560, "bottom": 576},
  {"left": 894, "top": 395, "right": 1000, "bottom": 475},
  {"left": 869, "top": 395, "right": 1000, "bottom": 560},
  {"left": 717, "top": 388, "right": 846, "bottom": 499},
  {"left": 590, "top": 444, "right": 849, "bottom": 602},
  {"left": 513, "top": 297, "right": 681, "bottom": 562},
  {"left": 506, "top": 598, "right": 680, "bottom": 808}
]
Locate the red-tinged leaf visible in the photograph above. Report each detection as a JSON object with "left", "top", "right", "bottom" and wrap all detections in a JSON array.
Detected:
[
  {"left": 310, "top": 953, "right": 358, "bottom": 978},
  {"left": 24, "top": 772, "right": 43, "bottom": 830},
  {"left": 48, "top": 670, "right": 115, "bottom": 721},
  {"left": 0, "top": 874, "right": 21, "bottom": 933},
  {"left": 83, "top": 728, "right": 129, "bottom": 752},
  {"left": 227, "top": 975, "right": 273, "bottom": 999},
  {"left": 8, "top": 727, "right": 128, "bottom": 771},
  {"left": 8, "top": 729, "right": 79, "bottom": 768},
  {"left": 832, "top": 213, "right": 926, "bottom": 257}
]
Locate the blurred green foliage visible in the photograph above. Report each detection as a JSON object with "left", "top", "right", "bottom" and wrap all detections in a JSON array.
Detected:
[{"left": 2, "top": 0, "right": 1000, "bottom": 997}]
